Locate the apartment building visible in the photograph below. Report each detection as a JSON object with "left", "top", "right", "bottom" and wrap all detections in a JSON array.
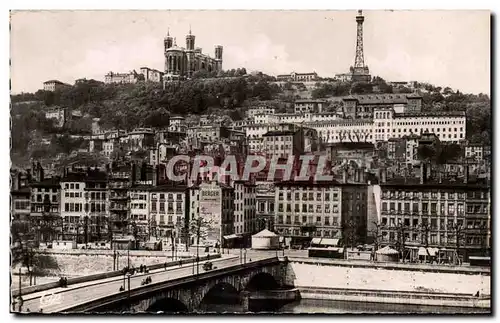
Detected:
[
  {"left": 128, "top": 186, "right": 150, "bottom": 241},
  {"left": 60, "top": 173, "right": 87, "bottom": 242},
  {"left": 149, "top": 184, "right": 187, "bottom": 240},
  {"left": 378, "top": 166, "right": 490, "bottom": 261},
  {"left": 274, "top": 181, "right": 343, "bottom": 247},
  {"left": 189, "top": 180, "right": 235, "bottom": 248},
  {"left": 233, "top": 181, "right": 257, "bottom": 244},
  {"left": 29, "top": 178, "right": 61, "bottom": 243},
  {"left": 84, "top": 170, "right": 109, "bottom": 241}
]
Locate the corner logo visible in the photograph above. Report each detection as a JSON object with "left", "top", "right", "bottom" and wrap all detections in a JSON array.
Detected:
[{"left": 40, "top": 292, "right": 62, "bottom": 307}]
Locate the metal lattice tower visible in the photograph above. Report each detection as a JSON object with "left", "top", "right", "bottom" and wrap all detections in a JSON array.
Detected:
[{"left": 354, "top": 10, "right": 365, "bottom": 68}]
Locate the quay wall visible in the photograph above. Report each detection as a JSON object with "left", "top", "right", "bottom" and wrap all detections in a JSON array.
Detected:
[{"left": 285, "top": 259, "right": 490, "bottom": 296}]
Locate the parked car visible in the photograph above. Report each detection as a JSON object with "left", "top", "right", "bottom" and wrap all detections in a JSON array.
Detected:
[{"left": 203, "top": 262, "right": 213, "bottom": 271}]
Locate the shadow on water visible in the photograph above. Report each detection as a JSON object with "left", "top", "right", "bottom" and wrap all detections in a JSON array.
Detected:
[{"left": 278, "top": 299, "right": 491, "bottom": 314}]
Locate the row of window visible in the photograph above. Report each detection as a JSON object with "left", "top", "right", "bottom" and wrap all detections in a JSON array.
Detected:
[
  {"left": 278, "top": 228, "right": 338, "bottom": 237},
  {"left": 13, "top": 201, "right": 30, "bottom": 210},
  {"left": 278, "top": 192, "right": 340, "bottom": 201},
  {"left": 64, "top": 183, "right": 81, "bottom": 190},
  {"left": 278, "top": 203, "right": 340, "bottom": 213},
  {"left": 151, "top": 193, "right": 184, "bottom": 200},
  {"left": 382, "top": 201, "right": 466, "bottom": 213},
  {"left": 151, "top": 202, "right": 183, "bottom": 213},
  {"left": 279, "top": 215, "right": 339, "bottom": 225},
  {"left": 32, "top": 194, "right": 57, "bottom": 203},
  {"left": 381, "top": 231, "right": 486, "bottom": 246},
  {"left": 382, "top": 191, "right": 487, "bottom": 200},
  {"left": 32, "top": 188, "right": 58, "bottom": 193},
  {"left": 64, "top": 203, "right": 107, "bottom": 213},
  {"left": 381, "top": 217, "right": 487, "bottom": 229}
]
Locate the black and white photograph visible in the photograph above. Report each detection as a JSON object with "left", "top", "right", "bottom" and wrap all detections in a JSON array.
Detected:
[{"left": 8, "top": 8, "right": 491, "bottom": 314}]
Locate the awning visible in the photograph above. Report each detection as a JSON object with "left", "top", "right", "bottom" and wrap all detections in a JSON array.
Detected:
[
  {"left": 418, "top": 247, "right": 438, "bottom": 256},
  {"left": 223, "top": 234, "right": 240, "bottom": 240},
  {"left": 311, "top": 238, "right": 339, "bottom": 247},
  {"left": 376, "top": 246, "right": 399, "bottom": 255}
]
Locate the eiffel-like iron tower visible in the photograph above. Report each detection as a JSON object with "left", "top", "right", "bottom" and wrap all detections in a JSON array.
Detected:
[{"left": 352, "top": 10, "right": 371, "bottom": 82}]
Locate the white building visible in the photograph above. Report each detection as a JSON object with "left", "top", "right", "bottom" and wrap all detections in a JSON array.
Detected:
[
  {"left": 246, "top": 106, "right": 276, "bottom": 119},
  {"left": 244, "top": 108, "right": 465, "bottom": 146},
  {"left": 104, "top": 71, "right": 139, "bottom": 84},
  {"left": 129, "top": 186, "right": 150, "bottom": 239},
  {"left": 149, "top": 185, "right": 186, "bottom": 239},
  {"left": 140, "top": 67, "right": 163, "bottom": 83},
  {"left": 60, "top": 174, "right": 87, "bottom": 240},
  {"left": 233, "top": 181, "right": 257, "bottom": 237},
  {"left": 45, "top": 108, "right": 66, "bottom": 128},
  {"left": 294, "top": 99, "right": 327, "bottom": 114},
  {"left": 189, "top": 181, "right": 235, "bottom": 247}
]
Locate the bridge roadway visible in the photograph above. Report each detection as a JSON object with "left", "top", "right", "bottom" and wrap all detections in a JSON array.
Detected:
[{"left": 17, "top": 254, "right": 274, "bottom": 313}]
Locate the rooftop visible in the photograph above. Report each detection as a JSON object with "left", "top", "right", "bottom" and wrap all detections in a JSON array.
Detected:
[{"left": 262, "top": 130, "right": 297, "bottom": 137}]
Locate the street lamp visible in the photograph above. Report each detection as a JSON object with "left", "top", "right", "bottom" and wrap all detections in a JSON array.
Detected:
[
  {"left": 449, "top": 221, "right": 464, "bottom": 265},
  {"left": 127, "top": 239, "right": 131, "bottom": 269}
]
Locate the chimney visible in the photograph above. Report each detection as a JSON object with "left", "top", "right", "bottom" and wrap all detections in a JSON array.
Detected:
[
  {"left": 16, "top": 172, "right": 22, "bottom": 190},
  {"left": 131, "top": 163, "right": 137, "bottom": 185},
  {"left": 381, "top": 168, "right": 387, "bottom": 184},
  {"left": 438, "top": 171, "right": 443, "bottom": 184},
  {"left": 153, "top": 165, "right": 158, "bottom": 186},
  {"left": 359, "top": 168, "right": 365, "bottom": 183},
  {"left": 420, "top": 163, "right": 426, "bottom": 184},
  {"left": 463, "top": 165, "right": 469, "bottom": 184},
  {"left": 342, "top": 168, "right": 347, "bottom": 184}
]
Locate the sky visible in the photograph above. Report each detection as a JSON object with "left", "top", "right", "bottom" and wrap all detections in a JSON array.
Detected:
[{"left": 10, "top": 10, "right": 491, "bottom": 94}]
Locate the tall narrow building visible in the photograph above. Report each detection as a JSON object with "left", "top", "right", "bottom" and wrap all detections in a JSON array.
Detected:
[{"left": 351, "top": 10, "right": 371, "bottom": 82}]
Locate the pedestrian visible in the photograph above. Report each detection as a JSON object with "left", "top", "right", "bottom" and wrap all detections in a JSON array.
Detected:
[
  {"left": 179, "top": 259, "right": 182, "bottom": 267},
  {"left": 164, "top": 262, "right": 167, "bottom": 271}
]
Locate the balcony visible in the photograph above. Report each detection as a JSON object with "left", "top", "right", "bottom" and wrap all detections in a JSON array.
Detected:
[
  {"left": 109, "top": 206, "right": 128, "bottom": 212},
  {"left": 108, "top": 183, "right": 129, "bottom": 190},
  {"left": 109, "top": 195, "right": 128, "bottom": 200}
]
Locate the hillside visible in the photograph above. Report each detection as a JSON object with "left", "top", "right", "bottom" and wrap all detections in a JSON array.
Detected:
[{"left": 10, "top": 75, "right": 491, "bottom": 166}]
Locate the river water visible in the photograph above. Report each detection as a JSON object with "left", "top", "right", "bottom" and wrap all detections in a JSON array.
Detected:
[{"left": 201, "top": 299, "right": 490, "bottom": 314}]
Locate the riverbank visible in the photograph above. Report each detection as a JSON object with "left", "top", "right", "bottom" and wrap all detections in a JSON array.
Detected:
[
  {"left": 298, "top": 287, "right": 490, "bottom": 309},
  {"left": 284, "top": 258, "right": 490, "bottom": 310}
]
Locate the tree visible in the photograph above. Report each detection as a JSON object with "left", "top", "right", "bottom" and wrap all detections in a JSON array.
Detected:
[
  {"left": 189, "top": 217, "right": 213, "bottom": 273},
  {"left": 395, "top": 220, "right": 408, "bottom": 262},
  {"left": 189, "top": 217, "right": 213, "bottom": 248},
  {"left": 417, "top": 145, "right": 437, "bottom": 162},
  {"left": 437, "top": 143, "right": 463, "bottom": 164}
]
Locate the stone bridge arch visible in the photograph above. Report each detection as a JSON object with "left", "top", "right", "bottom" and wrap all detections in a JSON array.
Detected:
[
  {"left": 245, "top": 272, "right": 280, "bottom": 291},
  {"left": 91, "top": 262, "right": 287, "bottom": 313},
  {"left": 146, "top": 297, "right": 188, "bottom": 313}
]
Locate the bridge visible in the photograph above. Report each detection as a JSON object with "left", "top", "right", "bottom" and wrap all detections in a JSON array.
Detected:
[{"left": 15, "top": 255, "right": 291, "bottom": 313}]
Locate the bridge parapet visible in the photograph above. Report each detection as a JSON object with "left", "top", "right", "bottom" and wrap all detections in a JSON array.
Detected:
[{"left": 64, "top": 257, "right": 287, "bottom": 313}]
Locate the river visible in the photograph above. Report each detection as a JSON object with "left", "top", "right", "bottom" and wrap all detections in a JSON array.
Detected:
[{"left": 200, "top": 299, "right": 490, "bottom": 314}]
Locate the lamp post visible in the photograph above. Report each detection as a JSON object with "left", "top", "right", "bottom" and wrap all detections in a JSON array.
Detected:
[
  {"left": 127, "top": 273, "right": 131, "bottom": 311},
  {"left": 396, "top": 220, "right": 408, "bottom": 263},
  {"left": 449, "top": 222, "right": 464, "bottom": 265},
  {"left": 127, "top": 240, "right": 130, "bottom": 269}
]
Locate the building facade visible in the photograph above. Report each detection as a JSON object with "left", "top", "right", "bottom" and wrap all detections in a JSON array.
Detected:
[
  {"left": 274, "top": 181, "right": 343, "bottom": 247},
  {"left": 276, "top": 72, "right": 318, "bottom": 82},
  {"left": 379, "top": 168, "right": 490, "bottom": 261},
  {"left": 43, "top": 80, "right": 71, "bottom": 92},
  {"left": 104, "top": 71, "right": 139, "bottom": 84},
  {"left": 163, "top": 29, "right": 223, "bottom": 82},
  {"left": 140, "top": 67, "right": 164, "bottom": 83}
]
